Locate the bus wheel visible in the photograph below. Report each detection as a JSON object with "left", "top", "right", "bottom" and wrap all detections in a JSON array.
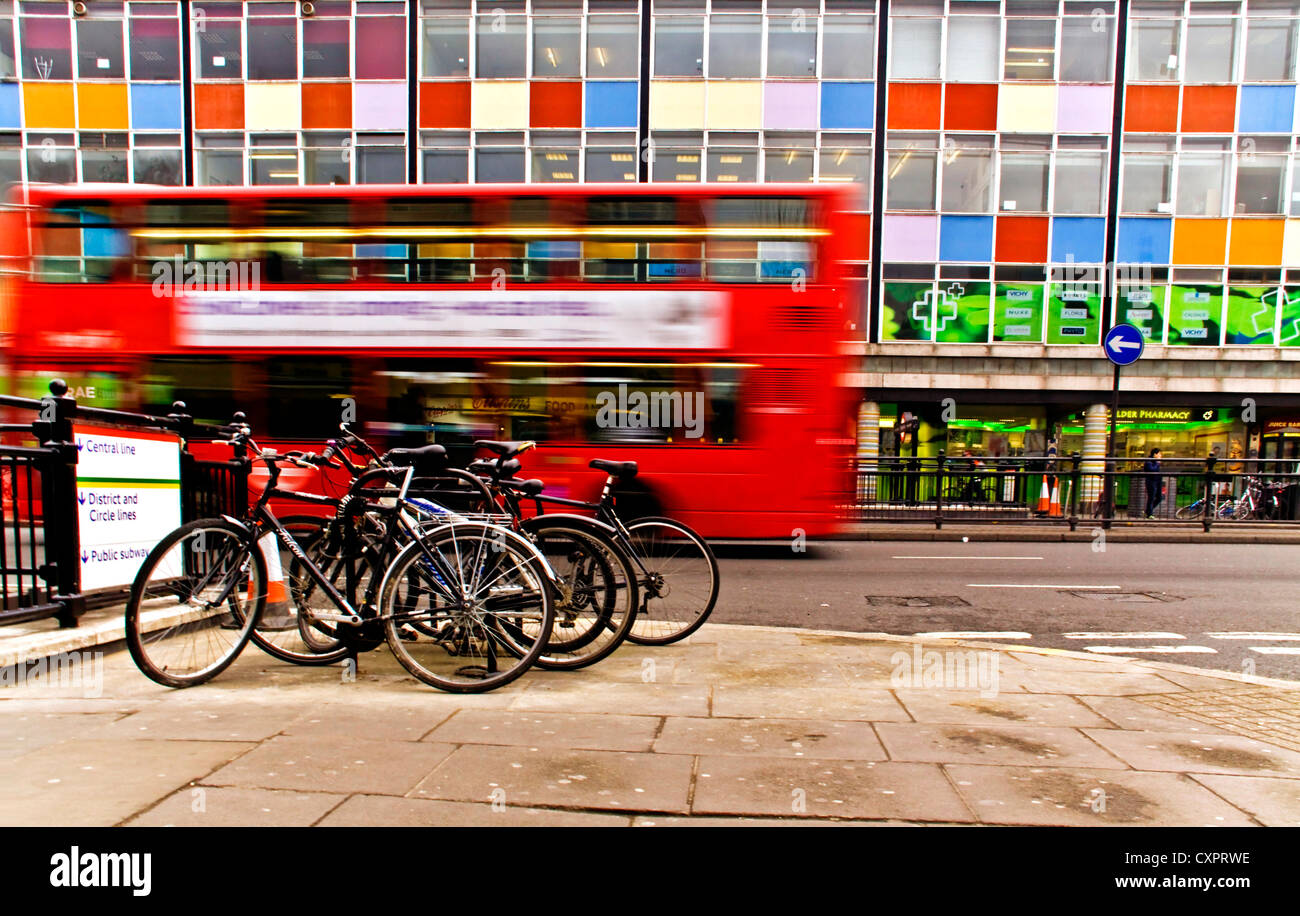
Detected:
[{"left": 611, "top": 481, "right": 662, "bottom": 522}]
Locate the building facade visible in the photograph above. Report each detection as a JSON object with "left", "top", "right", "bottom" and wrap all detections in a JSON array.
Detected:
[{"left": 4, "top": 0, "right": 1300, "bottom": 461}]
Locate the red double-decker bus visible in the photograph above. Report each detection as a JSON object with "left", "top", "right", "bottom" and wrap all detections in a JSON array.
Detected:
[{"left": 2, "top": 183, "right": 858, "bottom": 537}]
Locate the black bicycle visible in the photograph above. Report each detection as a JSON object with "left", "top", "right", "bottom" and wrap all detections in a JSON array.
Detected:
[
  {"left": 125, "top": 427, "right": 556, "bottom": 692},
  {"left": 469, "top": 441, "right": 720, "bottom": 646}
]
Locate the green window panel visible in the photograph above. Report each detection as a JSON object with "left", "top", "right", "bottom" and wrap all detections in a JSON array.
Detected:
[
  {"left": 1223, "top": 285, "right": 1279, "bottom": 346},
  {"left": 992, "top": 283, "right": 1044, "bottom": 343},
  {"left": 934, "top": 280, "right": 992, "bottom": 344},
  {"left": 1046, "top": 283, "right": 1101, "bottom": 345},
  {"left": 881, "top": 281, "right": 935, "bottom": 342},
  {"left": 1280, "top": 287, "right": 1300, "bottom": 348},
  {"left": 1114, "top": 284, "right": 1166, "bottom": 344},
  {"left": 1167, "top": 284, "right": 1223, "bottom": 346}
]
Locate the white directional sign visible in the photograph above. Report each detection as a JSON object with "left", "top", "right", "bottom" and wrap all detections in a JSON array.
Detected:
[
  {"left": 1103, "top": 323, "right": 1145, "bottom": 366},
  {"left": 75, "top": 426, "right": 182, "bottom": 591}
]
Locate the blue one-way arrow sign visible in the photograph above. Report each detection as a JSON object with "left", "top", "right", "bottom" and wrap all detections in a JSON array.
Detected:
[{"left": 1104, "top": 323, "right": 1144, "bottom": 367}]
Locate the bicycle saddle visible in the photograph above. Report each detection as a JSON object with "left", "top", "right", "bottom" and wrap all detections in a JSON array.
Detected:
[
  {"left": 503, "top": 477, "right": 545, "bottom": 497},
  {"left": 590, "top": 459, "right": 638, "bottom": 479},
  {"left": 474, "top": 439, "right": 535, "bottom": 460},
  {"left": 383, "top": 443, "right": 448, "bottom": 473},
  {"left": 468, "top": 457, "right": 522, "bottom": 478}
]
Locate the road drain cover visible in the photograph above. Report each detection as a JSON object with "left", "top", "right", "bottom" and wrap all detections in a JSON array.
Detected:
[
  {"left": 1064, "top": 591, "right": 1179, "bottom": 602},
  {"left": 866, "top": 596, "right": 972, "bottom": 608}
]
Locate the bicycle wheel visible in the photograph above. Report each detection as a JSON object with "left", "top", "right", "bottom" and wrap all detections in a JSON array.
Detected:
[
  {"left": 522, "top": 517, "right": 640, "bottom": 671},
  {"left": 380, "top": 521, "right": 554, "bottom": 692},
  {"left": 125, "top": 518, "right": 265, "bottom": 688},
  {"left": 1175, "top": 499, "right": 1204, "bottom": 520},
  {"left": 622, "top": 517, "right": 720, "bottom": 646},
  {"left": 251, "top": 515, "right": 370, "bottom": 666}
]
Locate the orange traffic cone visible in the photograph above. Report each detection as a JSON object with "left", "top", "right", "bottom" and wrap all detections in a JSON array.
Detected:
[
  {"left": 248, "top": 532, "right": 294, "bottom": 630},
  {"left": 1037, "top": 475, "right": 1050, "bottom": 514},
  {"left": 1048, "top": 478, "right": 1062, "bottom": 517}
]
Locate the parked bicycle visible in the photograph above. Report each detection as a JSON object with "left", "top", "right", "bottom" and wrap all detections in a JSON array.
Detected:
[
  {"left": 124, "top": 424, "right": 557, "bottom": 693},
  {"left": 467, "top": 441, "right": 720, "bottom": 646}
]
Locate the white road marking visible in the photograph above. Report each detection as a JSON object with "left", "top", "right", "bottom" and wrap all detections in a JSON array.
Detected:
[
  {"left": 1084, "top": 645, "right": 1218, "bottom": 655},
  {"left": 913, "top": 631, "right": 1033, "bottom": 640},
  {"left": 891, "top": 556, "right": 1044, "bottom": 560},
  {"left": 1064, "top": 632, "right": 1185, "bottom": 640},
  {"left": 967, "top": 584, "right": 1119, "bottom": 589},
  {"left": 1248, "top": 646, "right": 1300, "bottom": 655},
  {"left": 1205, "top": 632, "right": 1300, "bottom": 641}
]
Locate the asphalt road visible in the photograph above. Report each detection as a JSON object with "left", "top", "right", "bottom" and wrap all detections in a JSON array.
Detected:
[{"left": 711, "top": 541, "right": 1300, "bottom": 681}]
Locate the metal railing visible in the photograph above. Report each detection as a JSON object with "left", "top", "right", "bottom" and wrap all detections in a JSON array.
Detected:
[
  {"left": 0, "top": 379, "right": 248, "bottom": 628},
  {"left": 850, "top": 452, "right": 1300, "bottom": 531}
]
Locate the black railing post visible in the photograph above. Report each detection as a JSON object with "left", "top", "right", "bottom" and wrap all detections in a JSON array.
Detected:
[
  {"left": 1068, "top": 451, "right": 1081, "bottom": 531},
  {"left": 935, "top": 450, "right": 946, "bottom": 530},
  {"left": 1203, "top": 455, "right": 1217, "bottom": 532},
  {"left": 35, "top": 380, "right": 83, "bottom": 628}
]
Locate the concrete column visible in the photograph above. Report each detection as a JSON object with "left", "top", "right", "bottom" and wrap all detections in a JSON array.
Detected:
[
  {"left": 857, "top": 400, "right": 880, "bottom": 501},
  {"left": 1081, "top": 403, "right": 1108, "bottom": 507}
]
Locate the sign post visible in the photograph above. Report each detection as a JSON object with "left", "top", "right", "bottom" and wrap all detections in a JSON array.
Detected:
[{"left": 1101, "top": 324, "right": 1145, "bottom": 526}]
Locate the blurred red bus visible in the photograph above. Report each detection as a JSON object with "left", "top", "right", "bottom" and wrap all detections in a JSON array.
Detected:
[{"left": 1, "top": 183, "right": 860, "bottom": 537}]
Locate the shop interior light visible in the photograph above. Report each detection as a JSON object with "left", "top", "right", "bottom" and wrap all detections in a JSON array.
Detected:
[
  {"left": 544, "top": 152, "right": 568, "bottom": 161},
  {"left": 720, "top": 155, "right": 744, "bottom": 164},
  {"left": 888, "top": 151, "right": 911, "bottom": 180},
  {"left": 834, "top": 149, "right": 848, "bottom": 165},
  {"left": 610, "top": 153, "right": 633, "bottom": 162},
  {"left": 544, "top": 47, "right": 559, "bottom": 69},
  {"left": 594, "top": 47, "right": 609, "bottom": 68}
]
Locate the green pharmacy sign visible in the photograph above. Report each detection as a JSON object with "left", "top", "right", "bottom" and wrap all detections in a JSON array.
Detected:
[
  {"left": 992, "top": 284, "right": 1045, "bottom": 343},
  {"left": 1114, "top": 285, "right": 1167, "bottom": 344},
  {"left": 880, "top": 281, "right": 993, "bottom": 343}
]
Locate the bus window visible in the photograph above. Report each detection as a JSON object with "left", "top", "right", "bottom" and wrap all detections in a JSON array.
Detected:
[{"left": 34, "top": 202, "right": 126, "bottom": 282}]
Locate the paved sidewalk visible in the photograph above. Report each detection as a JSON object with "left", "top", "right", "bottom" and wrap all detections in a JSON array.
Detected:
[
  {"left": 1, "top": 624, "right": 1297, "bottom": 827},
  {"left": 837, "top": 523, "right": 1300, "bottom": 544}
]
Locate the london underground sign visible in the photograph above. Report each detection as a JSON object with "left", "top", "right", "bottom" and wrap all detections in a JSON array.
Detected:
[{"left": 1104, "top": 323, "right": 1145, "bottom": 366}]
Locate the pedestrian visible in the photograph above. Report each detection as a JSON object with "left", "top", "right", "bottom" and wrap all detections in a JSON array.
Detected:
[{"left": 1144, "top": 448, "right": 1163, "bottom": 518}]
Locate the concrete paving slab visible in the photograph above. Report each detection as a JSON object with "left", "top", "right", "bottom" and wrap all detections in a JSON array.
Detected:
[
  {"left": 0, "top": 711, "right": 125, "bottom": 759},
  {"left": 894, "top": 690, "right": 1114, "bottom": 729},
  {"left": 83, "top": 705, "right": 302, "bottom": 743},
  {"left": 670, "top": 658, "right": 855, "bottom": 688},
  {"left": 1076, "top": 696, "right": 1237, "bottom": 735},
  {"left": 425, "top": 709, "right": 662, "bottom": 752},
  {"left": 654, "top": 716, "right": 885, "bottom": 760},
  {"left": 203, "top": 735, "right": 457, "bottom": 795},
  {"left": 945, "top": 766, "right": 1257, "bottom": 826},
  {"left": 283, "top": 703, "right": 457, "bottom": 742},
  {"left": 875, "top": 723, "right": 1128, "bottom": 768},
  {"left": 411, "top": 745, "right": 694, "bottom": 814},
  {"left": 1152, "top": 670, "right": 1257, "bottom": 692},
  {"left": 632, "top": 815, "right": 921, "bottom": 826},
  {"left": 318, "top": 795, "right": 632, "bottom": 827},
  {"left": 1082, "top": 728, "right": 1300, "bottom": 777},
  {"left": 1011, "top": 668, "right": 1187, "bottom": 696},
  {"left": 0, "top": 738, "right": 253, "bottom": 827},
  {"left": 124, "top": 786, "right": 348, "bottom": 827},
  {"left": 1007, "top": 651, "right": 1149, "bottom": 672},
  {"left": 691, "top": 757, "right": 974, "bottom": 822},
  {"left": 711, "top": 686, "right": 910, "bottom": 721},
  {"left": 1189, "top": 774, "right": 1300, "bottom": 826},
  {"left": 509, "top": 681, "right": 710, "bottom": 717}
]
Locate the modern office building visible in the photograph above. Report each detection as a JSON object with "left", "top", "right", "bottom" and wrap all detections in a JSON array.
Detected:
[{"left": 4, "top": 0, "right": 1300, "bottom": 461}]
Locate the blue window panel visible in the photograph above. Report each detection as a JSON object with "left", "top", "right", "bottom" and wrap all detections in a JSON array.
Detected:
[
  {"left": 1116, "top": 217, "right": 1172, "bottom": 264},
  {"left": 820, "top": 82, "right": 874, "bottom": 130},
  {"left": 1238, "top": 85, "right": 1295, "bottom": 134},
  {"left": 528, "top": 241, "right": 580, "bottom": 259},
  {"left": 78, "top": 209, "right": 128, "bottom": 259},
  {"left": 1050, "top": 217, "right": 1106, "bottom": 264},
  {"left": 355, "top": 243, "right": 407, "bottom": 258},
  {"left": 584, "top": 81, "right": 638, "bottom": 129},
  {"left": 0, "top": 83, "right": 19, "bottom": 129},
  {"left": 130, "top": 83, "right": 183, "bottom": 131},
  {"left": 938, "top": 215, "right": 994, "bottom": 262}
]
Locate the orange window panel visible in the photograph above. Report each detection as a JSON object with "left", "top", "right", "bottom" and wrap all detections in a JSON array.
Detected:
[
  {"left": 647, "top": 242, "right": 702, "bottom": 260},
  {"left": 1181, "top": 85, "right": 1236, "bottom": 133},
  {"left": 419, "top": 81, "right": 470, "bottom": 129},
  {"left": 1172, "top": 219, "right": 1229, "bottom": 264},
  {"left": 584, "top": 242, "right": 637, "bottom": 259},
  {"left": 302, "top": 82, "right": 352, "bottom": 130},
  {"left": 943, "top": 83, "right": 998, "bottom": 131},
  {"left": 887, "top": 82, "right": 942, "bottom": 130},
  {"left": 1124, "top": 85, "right": 1179, "bottom": 133},
  {"left": 193, "top": 83, "right": 245, "bottom": 130},
  {"left": 1228, "top": 219, "right": 1284, "bottom": 266},
  {"left": 530, "top": 81, "right": 582, "bottom": 129},
  {"left": 418, "top": 242, "right": 472, "bottom": 258},
  {"left": 994, "top": 216, "right": 1049, "bottom": 263}
]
